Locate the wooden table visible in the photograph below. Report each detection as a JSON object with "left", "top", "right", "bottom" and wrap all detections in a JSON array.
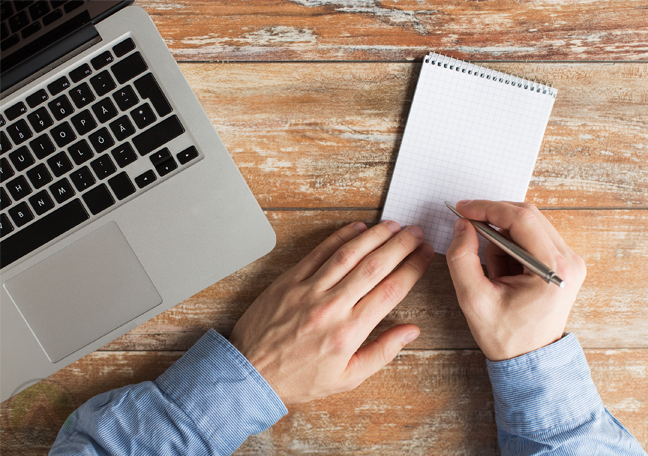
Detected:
[{"left": 2, "top": 1, "right": 647, "bottom": 453}]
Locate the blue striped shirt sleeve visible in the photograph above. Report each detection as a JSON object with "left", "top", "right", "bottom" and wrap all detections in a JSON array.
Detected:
[
  {"left": 49, "top": 329, "right": 287, "bottom": 455},
  {"left": 487, "top": 333, "right": 647, "bottom": 455}
]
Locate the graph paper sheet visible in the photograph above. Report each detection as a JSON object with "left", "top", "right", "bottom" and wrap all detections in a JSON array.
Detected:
[{"left": 382, "top": 53, "right": 557, "bottom": 259}]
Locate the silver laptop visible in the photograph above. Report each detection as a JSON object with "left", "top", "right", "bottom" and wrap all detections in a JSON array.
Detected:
[{"left": 0, "top": 1, "right": 275, "bottom": 401}]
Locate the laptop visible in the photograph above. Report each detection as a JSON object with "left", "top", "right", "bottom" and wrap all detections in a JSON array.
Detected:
[{"left": 0, "top": 0, "right": 276, "bottom": 401}]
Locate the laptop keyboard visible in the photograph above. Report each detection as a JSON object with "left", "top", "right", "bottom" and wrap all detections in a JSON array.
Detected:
[{"left": 0, "top": 36, "right": 201, "bottom": 269}]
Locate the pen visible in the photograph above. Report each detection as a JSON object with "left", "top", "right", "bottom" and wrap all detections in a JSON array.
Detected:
[{"left": 444, "top": 202, "right": 565, "bottom": 288}]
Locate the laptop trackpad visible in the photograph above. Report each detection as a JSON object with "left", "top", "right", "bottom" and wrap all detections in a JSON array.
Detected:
[{"left": 4, "top": 222, "right": 162, "bottom": 363}]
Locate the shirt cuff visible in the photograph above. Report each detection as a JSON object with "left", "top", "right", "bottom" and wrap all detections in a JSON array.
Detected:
[
  {"left": 486, "top": 333, "right": 603, "bottom": 435},
  {"left": 155, "top": 329, "right": 287, "bottom": 454}
]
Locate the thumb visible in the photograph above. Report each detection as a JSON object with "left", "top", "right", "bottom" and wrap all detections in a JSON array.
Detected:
[{"left": 446, "top": 219, "right": 491, "bottom": 302}]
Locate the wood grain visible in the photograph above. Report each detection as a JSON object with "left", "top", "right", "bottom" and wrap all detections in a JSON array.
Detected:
[
  {"left": 136, "top": 0, "right": 648, "bottom": 62},
  {"left": 179, "top": 62, "right": 648, "bottom": 209}
]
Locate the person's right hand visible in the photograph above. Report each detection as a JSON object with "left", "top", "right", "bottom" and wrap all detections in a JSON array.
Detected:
[{"left": 446, "top": 200, "right": 587, "bottom": 361}]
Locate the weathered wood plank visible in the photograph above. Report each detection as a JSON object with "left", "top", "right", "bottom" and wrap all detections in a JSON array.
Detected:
[
  {"left": 136, "top": 0, "right": 648, "bottom": 62},
  {"left": 2, "top": 350, "right": 646, "bottom": 454},
  {"left": 97, "top": 209, "right": 648, "bottom": 352},
  {"left": 179, "top": 62, "right": 648, "bottom": 208}
]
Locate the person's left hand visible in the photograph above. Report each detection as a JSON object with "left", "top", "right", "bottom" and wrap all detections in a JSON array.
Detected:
[{"left": 229, "top": 220, "right": 434, "bottom": 404}]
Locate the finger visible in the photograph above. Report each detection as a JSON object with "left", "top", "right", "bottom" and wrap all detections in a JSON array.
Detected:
[
  {"left": 484, "top": 239, "right": 510, "bottom": 279},
  {"left": 309, "top": 220, "right": 402, "bottom": 291},
  {"left": 506, "top": 202, "right": 570, "bottom": 252},
  {"left": 292, "top": 222, "right": 367, "bottom": 282},
  {"left": 341, "top": 324, "right": 419, "bottom": 391}
]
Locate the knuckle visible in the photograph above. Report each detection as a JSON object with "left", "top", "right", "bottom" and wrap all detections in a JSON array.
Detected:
[
  {"left": 396, "top": 231, "right": 416, "bottom": 250},
  {"left": 381, "top": 279, "right": 403, "bottom": 304},
  {"left": 515, "top": 206, "right": 536, "bottom": 223},
  {"left": 330, "top": 325, "right": 355, "bottom": 353},
  {"left": 362, "top": 257, "right": 385, "bottom": 279},
  {"left": 446, "top": 244, "right": 470, "bottom": 264},
  {"left": 334, "top": 246, "right": 357, "bottom": 267},
  {"left": 309, "top": 246, "right": 329, "bottom": 265}
]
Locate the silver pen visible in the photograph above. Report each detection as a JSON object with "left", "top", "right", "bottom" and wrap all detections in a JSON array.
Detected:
[{"left": 445, "top": 201, "right": 565, "bottom": 288}]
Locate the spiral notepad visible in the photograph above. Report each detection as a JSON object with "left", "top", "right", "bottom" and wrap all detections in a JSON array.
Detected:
[{"left": 382, "top": 52, "right": 557, "bottom": 258}]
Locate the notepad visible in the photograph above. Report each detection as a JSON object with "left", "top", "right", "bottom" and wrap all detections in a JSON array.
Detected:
[{"left": 382, "top": 52, "right": 557, "bottom": 258}]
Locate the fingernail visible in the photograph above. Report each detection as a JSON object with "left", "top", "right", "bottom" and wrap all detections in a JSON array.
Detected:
[
  {"left": 407, "top": 226, "right": 424, "bottom": 240},
  {"left": 353, "top": 222, "right": 367, "bottom": 233},
  {"left": 453, "top": 219, "right": 466, "bottom": 236},
  {"left": 384, "top": 220, "right": 400, "bottom": 234},
  {"left": 419, "top": 243, "right": 434, "bottom": 260},
  {"left": 457, "top": 199, "right": 471, "bottom": 205},
  {"left": 403, "top": 331, "right": 418, "bottom": 345}
]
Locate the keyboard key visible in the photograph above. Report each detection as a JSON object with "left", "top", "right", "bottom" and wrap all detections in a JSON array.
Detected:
[
  {"left": 21, "top": 21, "right": 41, "bottom": 39},
  {"left": 90, "top": 70, "right": 116, "bottom": 97},
  {"left": 88, "top": 128, "right": 114, "bottom": 153},
  {"left": 7, "top": 119, "right": 33, "bottom": 145},
  {"left": 91, "top": 51, "right": 114, "bottom": 70},
  {"left": 26, "top": 89, "right": 49, "bottom": 108},
  {"left": 70, "top": 63, "right": 92, "bottom": 83},
  {"left": 64, "top": 1, "right": 83, "bottom": 13},
  {"left": 26, "top": 163, "right": 53, "bottom": 189},
  {"left": 150, "top": 147, "right": 177, "bottom": 177},
  {"left": 47, "top": 76, "right": 71, "bottom": 96},
  {"left": 50, "top": 121, "right": 76, "bottom": 147},
  {"left": 132, "top": 115, "right": 184, "bottom": 156},
  {"left": 111, "top": 143, "right": 137, "bottom": 168},
  {"left": 113, "top": 38, "right": 136, "bottom": 58},
  {"left": 7, "top": 175, "right": 32, "bottom": 201},
  {"left": 47, "top": 151, "right": 73, "bottom": 177},
  {"left": 92, "top": 98, "right": 118, "bottom": 123},
  {"left": 109, "top": 116, "right": 135, "bottom": 142},
  {"left": 135, "top": 169, "right": 156, "bottom": 188},
  {"left": 108, "top": 172, "right": 135, "bottom": 200},
  {"left": 71, "top": 109, "right": 97, "bottom": 136},
  {"left": 9, "top": 10, "right": 29, "bottom": 33},
  {"left": 49, "top": 178, "right": 75, "bottom": 204},
  {"left": 0, "top": 23, "right": 6, "bottom": 41},
  {"left": 1, "top": 131, "right": 12, "bottom": 154},
  {"left": 177, "top": 146, "right": 199, "bottom": 165},
  {"left": 70, "top": 166, "right": 96, "bottom": 192},
  {"left": 9, "top": 146, "right": 34, "bottom": 172},
  {"left": 42, "top": 8, "right": 63, "bottom": 26},
  {"left": 29, "top": 134, "right": 56, "bottom": 159},
  {"left": 1, "top": 34, "right": 20, "bottom": 52},
  {"left": 5, "top": 102, "right": 27, "bottom": 121},
  {"left": 134, "top": 73, "right": 172, "bottom": 117},
  {"left": 68, "top": 139, "right": 94, "bottom": 165},
  {"left": 0, "top": 213, "right": 12, "bottom": 238},
  {"left": 48, "top": 95, "right": 75, "bottom": 120},
  {"left": 0, "top": 199, "right": 89, "bottom": 268},
  {"left": 0, "top": 2, "right": 14, "bottom": 17},
  {"left": 29, "top": 1, "right": 50, "bottom": 20},
  {"left": 0, "top": 157, "right": 14, "bottom": 182},
  {"left": 69, "top": 82, "right": 95, "bottom": 108},
  {"left": 1, "top": 187, "right": 11, "bottom": 210},
  {"left": 29, "top": 190, "right": 55, "bottom": 216},
  {"left": 90, "top": 154, "right": 117, "bottom": 179},
  {"left": 111, "top": 52, "right": 148, "bottom": 85},
  {"left": 82, "top": 184, "right": 114, "bottom": 215},
  {"left": 9, "top": 202, "right": 34, "bottom": 227},
  {"left": 113, "top": 85, "right": 139, "bottom": 111},
  {"left": 130, "top": 103, "right": 156, "bottom": 129},
  {"left": 27, "top": 107, "right": 54, "bottom": 133}
]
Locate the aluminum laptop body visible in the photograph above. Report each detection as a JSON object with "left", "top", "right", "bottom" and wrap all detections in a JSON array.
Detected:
[{"left": 0, "top": 1, "right": 275, "bottom": 401}]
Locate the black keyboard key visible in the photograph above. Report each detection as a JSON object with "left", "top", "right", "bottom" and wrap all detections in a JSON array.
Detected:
[
  {"left": 42, "top": 8, "right": 63, "bottom": 26},
  {"left": 7, "top": 175, "right": 32, "bottom": 201},
  {"left": 69, "top": 82, "right": 95, "bottom": 108},
  {"left": 9, "top": 146, "right": 34, "bottom": 172},
  {"left": 0, "top": 157, "right": 14, "bottom": 182},
  {"left": 0, "top": 213, "right": 12, "bottom": 238},
  {"left": 92, "top": 98, "right": 118, "bottom": 123},
  {"left": 9, "top": 202, "right": 34, "bottom": 227},
  {"left": 113, "top": 38, "right": 136, "bottom": 58},
  {"left": 68, "top": 139, "right": 94, "bottom": 165},
  {"left": 132, "top": 115, "right": 184, "bottom": 156},
  {"left": 1, "top": 131, "right": 12, "bottom": 154},
  {"left": 0, "top": 199, "right": 89, "bottom": 268},
  {"left": 135, "top": 169, "right": 156, "bottom": 188},
  {"left": 71, "top": 109, "right": 97, "bottom": 136},
  {"left": 48, "top": 95, "right": 74, "bottom": 120},
  {"left": 5, "top": 102, "right": 27, "bottom": 121},
  {"left": 50, "top": 121, "right": 76, "bottom": 147},
  {"left": 134, "top": 73, "right": 172, "bottom": 117},
  {"left": 47, "top": 76, "right": 71, "bottom": 96},
  {"left": 26, "top": 163, "right": 53, "bottom": 189},
  {"left": 0, "top": 2, "right": 14, "bottom": 17},
  {"left": 49, "top": 178, "right": 75, "bottom": 203},
  {"left": 27, "top": 107, "right": 53, "bottom": 133},
  {"left": 47, "top": 151, "right": 73, "bottom": 177},
  {"left": 111, "top": 143, "right": 137, "bottom": 168},
  {"left": 29, "top": 1, "right": 50, "bottom": 20},
  {"left": 26, "top": 89, "right": 49, "bottom": 108},
  {"left": 9, "top": 10, "right": 29, "bottom": 33},
  {"left": 70, "top": 166, "right": 95, "bottom": 192},
  {"left": 83, "top": 184, "right": 114, "bottom": 215},
  {"left": 88, "top": 128, "right": 114, "bottom": 154},
  {"left": 113, "top": 85, "right": 138, "bottom": 111},
  {"left": 29, "top": 190, "right": 54, "bottom": 216},
  {"left": 21, "top": 21, "right": 41, "bottom": 39},
  {"left": 90, "top": 154, "right": 116, "bottom": 179},
  {"left": 90, "top": 70, "right": 116, "bottom": 97},
  {"left": 108, "top": 172, "right": 135, "bottom": 200},
  {"left": 177, "top": 146, "right": 199, "bottom": 165},
  {"left": 91, "top": 51, "right": 114, "bottom": 70},
  {"left": 1, "top": 187, "right": 11, "bottom": 210},
  {"left": 51, "top": 1, "right": 67, "bottom": 9},
  {"left": 150, "top": 147, "right": 177, "bottom": 177},
  {"left": 130, "top": 103, "right": 156, "bottom": 129},
  {"left": 1, "top": 34, "right": 20, "bottom": 52},
  {"left": 111, "top": 52, "right": 148, "bottom": 85},
  {"left": 0, "top": 23, "right": 7, "bottom": 41},
  {"left": 29, "top": 134, "right": 56, "bottom": 159},
  {"left": 64, "top": 1, "right": 83, "bottom": 13},
  {"left": 70, "top": 63, "right": 92, "bottom": 83},
  {"left": 109, "top": 116, "right": 135, "bottom": 142},
  {"left": 7, "top": 119, "right": 33, "bottom": 145}
]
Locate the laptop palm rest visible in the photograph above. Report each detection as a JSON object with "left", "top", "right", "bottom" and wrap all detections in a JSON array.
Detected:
[{"left": 4, "top": 222, "right": 162, "bottom": 363}]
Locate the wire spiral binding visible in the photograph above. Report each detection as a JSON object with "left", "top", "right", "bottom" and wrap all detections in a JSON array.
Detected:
[{"left": 423, "top": 51, "right": 556, "bottom": 98}]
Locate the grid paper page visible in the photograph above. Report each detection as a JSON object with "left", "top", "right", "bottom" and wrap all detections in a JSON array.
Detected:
[{"left": 382, "top": 53, "right": 557, "bottom": 259}]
